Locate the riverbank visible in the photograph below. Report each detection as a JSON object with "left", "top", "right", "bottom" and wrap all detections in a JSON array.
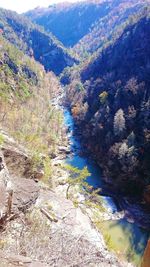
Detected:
[
  {"left": 55, "top": 107, "right": 149, "bottom": 267},
  {"left": 47, "top": 107, "right": 130, "bottom": 266},
  {"left": 0, "top": 130, "right": 128, "bottom": 267},
  {"left": 50, "top": 149, "right": 134, "bottom": 267},
  {"left": 70, "top": 123, "right": 150, "bottom": 228},
  {"left": 0, "top": 99, "right": 146, "bottom": 267}
]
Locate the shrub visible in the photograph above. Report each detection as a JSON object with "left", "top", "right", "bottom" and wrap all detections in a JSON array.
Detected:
[
  {"left": 0, "top": 134, "right": 4, "bottom": 146},
  {"left": 75, "top": 82, "right": 84, "bottom": 92},
  {"left": 64, "top": 165, "right": 91, "bottom": 199}
]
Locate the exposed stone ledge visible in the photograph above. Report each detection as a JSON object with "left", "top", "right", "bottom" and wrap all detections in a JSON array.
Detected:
[
  {"left": 0, "top": 251, "right": 49, "bottom": 267},
  {"left": 0, "top": 150, "right": 12, "bottom": 221},
  {"left": 0, "top": 130, "right": 44, "bottom": 180}
]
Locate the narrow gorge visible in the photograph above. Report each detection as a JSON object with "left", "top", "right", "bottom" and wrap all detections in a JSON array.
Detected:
[{"left": 0, "top": 1, "right": 150, "bottom": 267}]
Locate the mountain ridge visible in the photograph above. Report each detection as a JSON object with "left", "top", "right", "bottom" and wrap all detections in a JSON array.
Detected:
[
  {"left": 26, "top": 0, "right": 150, "bottom": 54},
  {"left": 0, "top": 8, "right": 77, "bottom": 75},
  {"left": 26, "top": 0, "right": 113, "bottom": 47}
]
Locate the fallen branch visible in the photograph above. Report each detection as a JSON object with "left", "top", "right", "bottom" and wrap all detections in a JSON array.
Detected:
[{"left": 40, "top": 208, "right": 58, "bottom": 222}]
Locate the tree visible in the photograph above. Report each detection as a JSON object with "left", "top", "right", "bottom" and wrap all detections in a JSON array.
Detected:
[
  {"left": 127, "top": 131, "right": 135, "bottom": 147},
  {"left": 119, "top": 142, "right": 128, "bottom": 159},
  {"left": 71, "top": 104, "right": 81, "bottom": 118},
  {"left": 125, "top": 78, "right": 139, "bottom": 95},
  {"left": 75, "top": 82, "right": 85, "bottom": 92},
  {"left": 99, "top": 91, "right": 108, "bottom": 104},
  {"left": 64, "top": 165, "right": 91, "bottom": 199},
  {"left": 114, "top": 109, "right": 126, "bottom": 136}
]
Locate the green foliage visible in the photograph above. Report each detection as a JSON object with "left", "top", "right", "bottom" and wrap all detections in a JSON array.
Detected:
[
  {"left": 126, "top": 247, "right": 135, "bottom": 263},
  {"left": 95, "top": 220, "right": 119, "bottom": 253},
  {"left": 0, "top": 134, "right": 4, "bottom": 146},
  {"left": 0, "top": 239, "right": 7, "bottom": 249},
  {"left": 0, "top": 8, "right": 77, "bottom": 75},
  {"left": 43, "top": 156, "right": 52, "bottom": 183},
  {"left": 19, "top": 81, "right": 31, "bottom": 99},
  {"left": 64, "top": 165, "right": 91, "bottom": 199},
  {"left": 73, "top": 199, "right": 79, "bottom": 208},
  {"left": 99, "top": 91, "right": 108, "bottom": 104},
  {"left": 103, "top": 233, "right": 115, "bottom": 251},
  {"left": 31, "top": 152, "right": 43, "bottom": 172},
  {"left": 0, "top": 36, "right": 40, "bottom": 101},
  {"left": 0, "top": 82, "right": 11, "bottom": 99},
  {"left": 84, "top": 196, "right": 104, "bottom": 212},
  {"left": 75, "top": 82, "right": 85, "bottom": 92},
  {"left": 0, "top": 34, "right": 64, "bottom": 189}
]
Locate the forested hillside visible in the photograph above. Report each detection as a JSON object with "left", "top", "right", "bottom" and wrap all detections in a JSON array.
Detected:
[
  {"left": 26, "top": 1, "right": 111, "bottom": 47},
  {"left": 64, "top": 8, "right": 150, "bottom": 199},
  {"left": 0, "top": 6, "right": 130, "bottom": 267},
  {"left": 74, "top": 0, "right": 150, "bottom": 56},
  {"left": 26, "top": 0, "right": 149, "bottom": 56},
  {"left": 0, "top": 1, "right": 150, "bottom": 266},
  {"left": 0, "top": 20, "right": 118, "bottom": 267},
  {"left": 0, "top": 34, "right": 64, "bottom": 175},
  {"left": 0, "top": 8, "right": 77, "bottom": 75}
]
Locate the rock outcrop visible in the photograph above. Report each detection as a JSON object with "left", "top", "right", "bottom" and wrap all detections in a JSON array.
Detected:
[
  {"left": 1, "top": 131, "right": 44, "bottom": 180},
  {"left": 12, "top": 177, "right": 39, "bottom": 214},
  {"left": 0, "top": 133, "right": 40, "bottom": 223},
  {"left": 0, "top": 251, "right": 49, "bottom": 267},
  {"left": 0, "top": 150, "right": 12, "bottom": 222},
  {"left": 0, "top": 132, "right": 131, "bottom": 267}
]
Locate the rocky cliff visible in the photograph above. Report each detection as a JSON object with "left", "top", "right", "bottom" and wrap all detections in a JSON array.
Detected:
[{"left": 0, "top": 131, "right": 128, "bottom": 267}]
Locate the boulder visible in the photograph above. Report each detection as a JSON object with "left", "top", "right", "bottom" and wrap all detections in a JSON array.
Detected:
[
  {"left": 0, "top": 146, "right": 39, "bottom": 221},
  {"left": 12, "top": 177, "right": 39, "bottom": 213}
]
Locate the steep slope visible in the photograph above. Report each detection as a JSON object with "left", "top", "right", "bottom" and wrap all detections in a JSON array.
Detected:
[
  {"left": 26, "top": 1, "right": 112, "bottom": 47},
  {"left": 73, "top": 0, "right": 150, "bottom": 56},
  {"left": 74, "top": 0, "right": 150, "bottom": 56},
  {"left": 0, "top": 34, "right": 65, "bottom": 169},
  {"left": 26, "top": 0, "right": 149, "bottom": 54},
  {"left": 0, "top": 141, "right": 124, "bottom": 267},
  {"left": 0, "top": 8, "right": 77, "bottom": 75},
  {"left": 0, "top": 32, "right": 125, "bottom": 267},
  {"left": 65, "top": 9, "right": 150, "bottom": 199}
]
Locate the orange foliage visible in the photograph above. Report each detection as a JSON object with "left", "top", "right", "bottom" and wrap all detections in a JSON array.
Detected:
[
  {"left": 141, "top": 240, "right": 150, "bottom": 267},
  {"left": 71, "top": 105, "right": 80, "bottom": 118}
]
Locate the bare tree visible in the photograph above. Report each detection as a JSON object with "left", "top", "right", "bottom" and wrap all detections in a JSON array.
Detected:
[{"left": 114, "top": 109, "right": 126, "bottom": 136}]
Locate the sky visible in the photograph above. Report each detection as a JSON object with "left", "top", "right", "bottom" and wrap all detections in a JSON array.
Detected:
[{"left": 0, "top": 0, "right": 82, "bottom": 13}]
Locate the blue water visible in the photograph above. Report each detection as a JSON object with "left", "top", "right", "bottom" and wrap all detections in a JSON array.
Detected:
[
  {"left": 64, "top": 109, "right": 119, "bottom": 212},
  {"left": 64, "top": 109, "right": 103, "bottom": 187},
  {"left": 63, "top": 108, "right": 149, "bottom": 266}
]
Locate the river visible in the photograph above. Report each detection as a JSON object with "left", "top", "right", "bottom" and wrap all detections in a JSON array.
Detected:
[{"left": 63, "top": 108, "right": 149, "bottom": 267}]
